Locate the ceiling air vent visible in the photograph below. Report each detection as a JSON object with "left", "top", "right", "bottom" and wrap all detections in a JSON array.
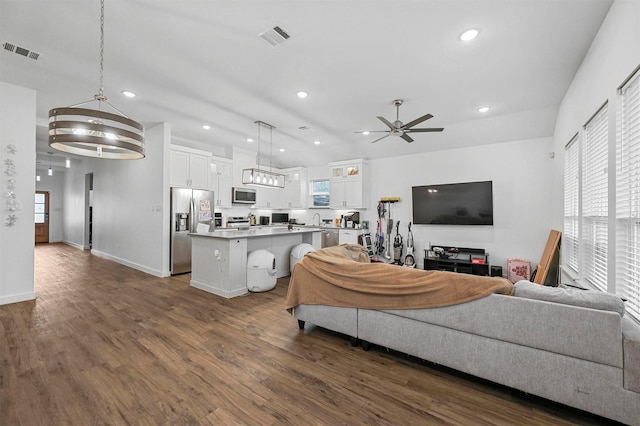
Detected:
[
  {"left": 259, "top": 26, "right": 290, "bottom": 47},
  {"left": 2, "top": 41, "right": 41, "bottom": 61}
]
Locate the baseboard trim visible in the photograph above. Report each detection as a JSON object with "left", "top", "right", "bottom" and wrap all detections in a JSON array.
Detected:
[
  {"left": 0, "top": 291, "right": 36, "bottom": 306},
  {"left": 190, "top": 279, "right": 248, "bottom": 299},
  {"left": 62, "top": 240, "right": 86, "bottom": 250},
  {"left": 90, "top": 249, "right": 165, "bottom": 278}
]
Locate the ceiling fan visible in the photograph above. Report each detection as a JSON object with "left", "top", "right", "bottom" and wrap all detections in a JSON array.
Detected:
[{"left": 359, "top": 99, "right": 444, "bottom": 143}]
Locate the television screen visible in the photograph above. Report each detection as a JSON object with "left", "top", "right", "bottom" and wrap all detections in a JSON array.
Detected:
[{"left": 412, "top": 181, "right": 493, "bottom": 225}]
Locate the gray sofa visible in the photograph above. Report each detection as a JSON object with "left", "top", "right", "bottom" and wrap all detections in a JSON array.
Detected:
[{"left": 293, "top": 282, "right": 640, "bottom": 425}]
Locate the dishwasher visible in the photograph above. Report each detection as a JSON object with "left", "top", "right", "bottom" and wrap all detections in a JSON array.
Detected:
[{"left": 321, "top": 229, "right": 339, "bottom": 248}]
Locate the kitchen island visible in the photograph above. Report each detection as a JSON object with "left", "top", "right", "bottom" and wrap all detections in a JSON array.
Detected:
[{"left": 190, "top": 227, "right": 322, "bottom": 298}]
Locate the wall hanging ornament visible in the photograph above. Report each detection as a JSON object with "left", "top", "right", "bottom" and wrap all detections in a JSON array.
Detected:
[{"left": 4, "top": 144, "right": 19, "bottom": 227}]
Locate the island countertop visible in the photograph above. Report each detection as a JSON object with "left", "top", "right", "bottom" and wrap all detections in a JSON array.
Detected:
[
  {"left": 189, "top": 226, "right": 322, "bottom": 299},
  {"left": 190, "top": 226, "right": 322, "bottom": 240}
]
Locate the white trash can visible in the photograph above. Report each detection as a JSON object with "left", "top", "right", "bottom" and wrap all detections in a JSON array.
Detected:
[
  {"left": 290, "top": 243, "right": 315, "bottom": 274},
  {"left": 247, "top": 249, "right": 277, "bottom": 292}
]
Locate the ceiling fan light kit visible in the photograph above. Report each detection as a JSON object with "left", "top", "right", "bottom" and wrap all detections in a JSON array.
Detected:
[
  {"left": 48, "top": 0, "right": 145, "bottom": 160},
  {"left": 361, "top": 99, "right": 444, "bottom": 144}
]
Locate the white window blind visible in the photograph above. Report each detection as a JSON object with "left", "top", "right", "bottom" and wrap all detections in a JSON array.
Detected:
[
  {"left": 563, "top": 136, "right": 580, "bottom": 273},
  {"left": 582, "top": 103, "right": 609, "bottom": 291},
  {"left": 617, "top": 70, "right": 640, "bottom": 319}
]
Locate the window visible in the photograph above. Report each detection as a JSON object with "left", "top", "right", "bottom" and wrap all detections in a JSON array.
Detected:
[
  {"left": 581, "top": 103, "right": 609, "bottom": 291},
  {"left": 617, "top": 68, "right": 640, "bottom": 319},
  {"left": 311, "top": 179, "right": 330, "bottom": 207},
  {"left": 563, "top": 135, "right": 580, "bottom": 273},
  {"left": 34, "top": 192, "right": 46, "bottom": 223}
]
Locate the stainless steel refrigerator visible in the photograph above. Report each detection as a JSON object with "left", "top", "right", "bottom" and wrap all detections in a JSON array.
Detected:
[{"left": 170, "top": 187, "right": 216, "bottom": 275}]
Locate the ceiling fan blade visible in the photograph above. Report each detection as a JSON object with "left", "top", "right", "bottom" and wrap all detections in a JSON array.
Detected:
[
  {"left": 405, "top": 127, "right": 444, "bottom": 133},
  {"left": 402, "top": 114, "right": 433, "bottom": 130},
  {"left": 353, "top": 130, "right": 390, "bottom": 133},
  {"left": 371, "top": 133, "right": 391, "bottom": 144},
  {"left": 377, "top": 116, "right": 395, "bottom": 130},
  {"left": 400, "top": 133, "right": 414, "bottom": 143}
]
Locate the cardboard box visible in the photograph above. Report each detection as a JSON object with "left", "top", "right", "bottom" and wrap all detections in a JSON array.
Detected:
[{"left": 507, "top": 258, "right": 531, "bottom": 283}]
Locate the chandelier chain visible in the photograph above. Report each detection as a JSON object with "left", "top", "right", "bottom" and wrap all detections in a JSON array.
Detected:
[
  {"left": 97, "top": 0, "right": 105, "bottom": 101},
  {"left": 256, "top": 122, "right": 261, "bottom": 168},
  {"left": 269, "top": 125, "right": 273, "bottom": 172}
]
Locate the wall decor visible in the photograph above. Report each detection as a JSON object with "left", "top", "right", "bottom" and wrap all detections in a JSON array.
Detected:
[{"left": 4, "top": 144, "right": 19, "bottom": 227}]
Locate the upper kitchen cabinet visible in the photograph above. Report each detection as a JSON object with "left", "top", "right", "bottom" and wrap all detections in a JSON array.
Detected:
[
  {"left": 210, "top": 156, "right": 233, "bottom": 207},
  {"left": 329, "top": 159, "right": 369, "bottom": 209},
  {"left": 170, "top": 145, "right": 210, "bottom": 189},
  {"left": 281, "top": 167, "right": 308, "bottom": 209}
]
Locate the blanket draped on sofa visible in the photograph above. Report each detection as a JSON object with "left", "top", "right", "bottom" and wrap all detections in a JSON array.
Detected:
[{"left": 285, "top": 244, "right": 513, "bottom": 312}]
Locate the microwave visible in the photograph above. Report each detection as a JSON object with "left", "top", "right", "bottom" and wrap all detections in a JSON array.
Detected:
[{"left": 232, "top": 187, "right": 257, "bottom": 204}]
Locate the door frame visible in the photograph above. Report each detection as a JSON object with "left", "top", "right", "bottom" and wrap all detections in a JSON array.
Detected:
[
  {"left": 35, "top": 190, "right": 50, "bottom": 243},
  {"left": 83, "top": 173, "right": 93, "bottom": 250}
]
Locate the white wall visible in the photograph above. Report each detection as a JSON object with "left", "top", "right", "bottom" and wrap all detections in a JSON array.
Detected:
[
  {"left": 366, "top": 137, "right": 556, "bottom": 272},
  {"left": 552, "top": 0, "right": 640, "bottom": 227},
  {"left": 0, "top": 82, "right": 36, "bottom": 305},
  {"left": 552, "top": 0, "right": 640, "bottom": 287},
  {"left": 36, "top": 169, "right": 65, "bottom": 242},
  {"left": 63, "top": 122, "right": 171, "bottom": 276}
]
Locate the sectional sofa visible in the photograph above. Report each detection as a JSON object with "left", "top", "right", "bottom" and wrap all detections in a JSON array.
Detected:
[
  {"left": 287, "top": 244, "right": 640, "bottom": 425},
  {"left": 293, "top": 281, "right": 640, "bottom": 425}
]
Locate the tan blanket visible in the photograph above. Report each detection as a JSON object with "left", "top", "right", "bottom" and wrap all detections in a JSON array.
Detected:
[{"left": 285, "top": 244, "right": 513, "bottom": 312}]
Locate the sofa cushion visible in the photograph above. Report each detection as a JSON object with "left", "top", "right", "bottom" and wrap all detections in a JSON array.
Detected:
[
  {"left": 381, "top": 294, "right": 623, "bottom": 368},
  {"left": 514, "top": 280, "right": 625, "bottom": 317},
  {"left": 622, "top": 316, "right": 640, "bottom": 393}
]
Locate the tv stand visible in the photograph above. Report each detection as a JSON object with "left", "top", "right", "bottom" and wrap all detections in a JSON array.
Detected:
[{"left": 424, "top": 245, "right": 489, "bottom": 276}]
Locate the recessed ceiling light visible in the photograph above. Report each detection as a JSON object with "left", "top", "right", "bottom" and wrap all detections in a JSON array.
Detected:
[
  {"left": 246, "top": 138, "right": 253, "bottom": 143},
  {"left": 478, "top": 106, "right": 491, "bottom": 113},
  {"left": 202, "top": 124, "right": 212, "bottom": 130},
  {"left": 362, "top": 131, "right": 370, "bottom": 135},
  {"left": 121, "top": 90, "right": 136, "bottom": 98},
  {"left": 296, "top": 91, "right": 308, "bottom": 98},
  {"left": 314, "top": 140, "right": 320, "bottom": 145},
  {"left": 460, "top": 29, "right": 479, "bottom": 41},
  {"left": 279, "top": 148, "right": 285, "bottom": 152}
]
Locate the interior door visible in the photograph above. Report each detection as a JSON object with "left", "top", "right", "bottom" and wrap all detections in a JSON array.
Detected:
[{"left": 35, "top": 191, "right": 49, "bottom": 243}]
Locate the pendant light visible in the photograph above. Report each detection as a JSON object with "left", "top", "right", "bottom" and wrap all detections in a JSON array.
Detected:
[
  {"left": 48, "top": 152, "right": 53, "bottom": 176},
  {"left": 242, "top": 121, "right": 285, "bottom": 188},
  {"left": 48, "top": 0, "right": 145, "bottom": 159}
]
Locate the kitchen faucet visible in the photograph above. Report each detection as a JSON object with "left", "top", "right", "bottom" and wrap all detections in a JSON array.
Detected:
[{"left": 313, "top": 212, "right": 321, "bottom": 226}]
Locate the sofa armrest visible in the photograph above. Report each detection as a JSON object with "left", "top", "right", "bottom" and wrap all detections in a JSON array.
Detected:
[{"left": 622, "top": 316, "right": 640, "bottom": 393}]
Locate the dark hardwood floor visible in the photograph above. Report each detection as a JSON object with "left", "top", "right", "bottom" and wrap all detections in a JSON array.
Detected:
[{"left": 0, "top": 243, "right": 619, "bottom": 425}]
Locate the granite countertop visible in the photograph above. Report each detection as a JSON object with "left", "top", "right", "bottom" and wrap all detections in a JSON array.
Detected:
[{"left": 190, "top": 226, "right": 322, "bottom": 240}]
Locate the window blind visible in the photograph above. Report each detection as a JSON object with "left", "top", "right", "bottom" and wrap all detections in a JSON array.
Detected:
[
  {"left": 563, "top": 136, "right": 580, "bottom": 273},
  {"left": 582, "top": 103, "right": 609, "bottom": 291},
  {"left": 617, "top": 70, "right": 640, "bottom": 319}
]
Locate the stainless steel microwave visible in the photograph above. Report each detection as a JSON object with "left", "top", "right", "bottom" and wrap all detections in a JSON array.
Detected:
[{"left": 232, "top": 187, "right": 257, "bottom": 204}]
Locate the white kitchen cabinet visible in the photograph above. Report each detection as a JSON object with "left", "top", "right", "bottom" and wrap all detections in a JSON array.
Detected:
[
  {"left": 170, "top": 146, "right": 210, "bottom": 189},
  {"left": 210, "top": 156, "right": 233, "bottom": 207},
  {"left": 256, "top": 185, "right": 282, "bottom": 208},
  {"left": 338, "top": 228, "right": 362, "bottom": 244},
  {"left": 281, "top": 167, "right": 307, "bottom": 209},
  {"left": 329, "top": 159, "right": 369, "bottom": 209}
]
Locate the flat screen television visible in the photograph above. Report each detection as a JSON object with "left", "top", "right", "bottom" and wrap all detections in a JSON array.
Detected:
[{"left": 412, "top": 181, "right": 493, "bottom": 225}]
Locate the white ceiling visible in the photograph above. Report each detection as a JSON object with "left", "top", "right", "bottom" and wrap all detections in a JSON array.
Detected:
[{"left": 0, "top": 0, "right": 613, "bottom": 171}]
